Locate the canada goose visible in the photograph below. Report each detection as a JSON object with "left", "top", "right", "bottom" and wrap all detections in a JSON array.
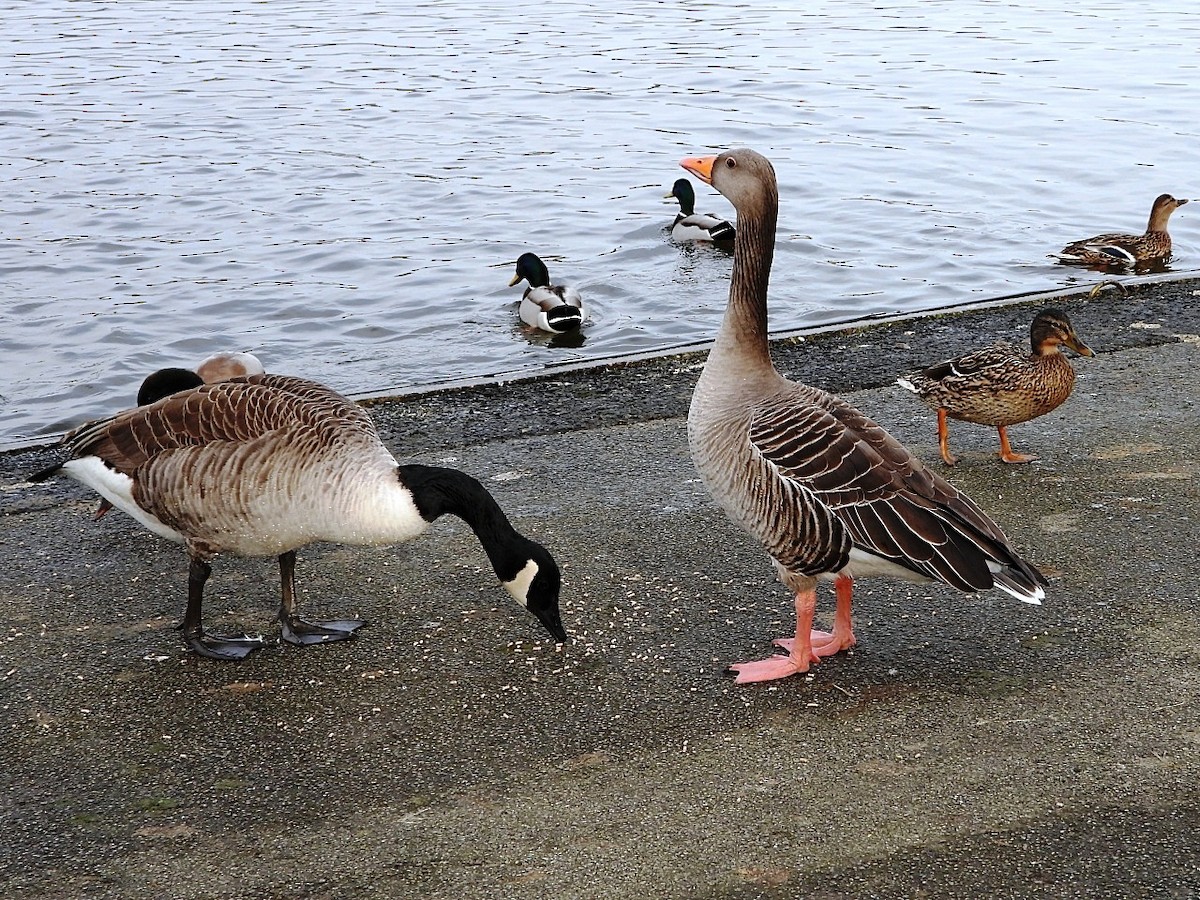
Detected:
[
  {"left": 31, "top": 374, "right": 568, "bottom": 659},
  {"left": 680, "top": 148, "right": 1046, "bottom": 684},
  {"left": 136, "top": 352, "right": 265, "bottom": 406},
  {"left": 1055, "top": 194, "right": 1189, "bottom": 268},
  {"left": 508, "top": 252, "right": 585, "bottom": 333},
  {"left": 665, "top": 177, "right": 735, "bottom": 243},
  {"left": 96, "top": 352, "right": 267, "bottom": 519},
  {"left": 898, "top": 309, "right": 1095, "bottom": 465}
]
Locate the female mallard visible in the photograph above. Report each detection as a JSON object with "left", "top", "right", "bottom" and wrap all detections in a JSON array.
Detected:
[
  {"left": 897, "top": 309, "right": 1094, "bottom": 466},
  {"left": 31, "top": 374, "right": 567, "bottom": 660},
  {"left": 508, "top": 252, "right": 585, "bottom": 333},
  {"left": 681, "top": 148, "right": 1045, "bottom": 684},
  {"left": 665, "top": 177, "right": 735, "bottom": 243},
  {"left": 1055, "top": 193, "right": 1189, "bottom": 268}
]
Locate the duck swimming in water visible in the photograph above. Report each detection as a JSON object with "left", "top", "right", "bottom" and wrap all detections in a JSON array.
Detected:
[
  {"left": 665, "top": 177, "right": 735, "bottom": 243},
  {"left": 508, "top": 252, "right": 585, "bottom": 334},
  {"left": 1055, "top": 194, "right": 1189, "bottom": 268}
]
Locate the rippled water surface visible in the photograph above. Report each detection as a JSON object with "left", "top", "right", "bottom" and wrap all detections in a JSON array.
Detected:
[{"left": 3, "top": 0, "right": 1198, "bottom": 446}]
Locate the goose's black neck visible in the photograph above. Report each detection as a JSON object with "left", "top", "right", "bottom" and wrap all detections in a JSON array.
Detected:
[{"left": 398, "top": 464, "right": 529, "bottom": 580}]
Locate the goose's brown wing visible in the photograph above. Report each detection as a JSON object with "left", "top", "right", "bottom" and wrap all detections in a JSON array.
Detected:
[{"left": 748, "top": 387, "right": 1042, "bottom": 593}]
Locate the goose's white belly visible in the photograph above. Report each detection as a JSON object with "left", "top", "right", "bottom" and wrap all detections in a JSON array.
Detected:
[
  {"left": 64, "top": 455, "right": 430, "bottom": 558},
  {"left": 63, "top": 457, "right": 185, "bottom": 544}
]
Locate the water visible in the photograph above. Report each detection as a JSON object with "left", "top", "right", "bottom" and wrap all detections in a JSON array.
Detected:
[{"left": 3, "top": 0, "right": 1198, "bottom": 448}]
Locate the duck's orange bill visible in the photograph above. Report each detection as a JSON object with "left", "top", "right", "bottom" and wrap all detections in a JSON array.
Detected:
[{"left": 680, "top": 155, "right": 717, "bottom": 185}]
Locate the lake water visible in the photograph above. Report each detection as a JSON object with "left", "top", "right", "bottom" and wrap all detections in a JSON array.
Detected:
[{"left": 3, "top": 0, "right": 1198, "bottom": 448}]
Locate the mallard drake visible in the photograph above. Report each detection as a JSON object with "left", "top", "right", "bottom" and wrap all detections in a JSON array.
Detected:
[
  {"left": 665, "top": 177, "right": 736, "bottom": 243},
  {"left": 31, "top": 374, "right": 567, "bottom": 660},
  {"left": 681, "top": 148, "right": 1045, "bottom": 684},
  {"left": 508, "top": 252, "right": 584, "bottom": 333},
  {"left": 897, "top": 309, "right": 1094, "bottom": 466},
  {"left": 1055, "top": 193, "right": 1189, "bottom": 268}
]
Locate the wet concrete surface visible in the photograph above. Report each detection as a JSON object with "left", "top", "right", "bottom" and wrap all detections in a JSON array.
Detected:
[{"left": 2, "top": 279, "right": 1199, "bottom": 898}]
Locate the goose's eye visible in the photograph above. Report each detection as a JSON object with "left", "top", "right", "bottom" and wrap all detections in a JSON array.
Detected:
[{"left": 725, "top": 158, "right": 737, "bottom": 169}]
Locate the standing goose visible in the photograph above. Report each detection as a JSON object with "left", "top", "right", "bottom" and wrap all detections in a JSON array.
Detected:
[
  {"left": 508, "top": 252, "right": 585, "bottom": 333},
  {"left": 897, "top": 309, "right": 1094, "bottom": 465},
  {"left": 681, "top": 148, "right": 1046, "bottom": 684},
  {"left": 665, "top": 177, "right": 736, "bottom": 243},
  {"left": 31, "top": 374, "right": 568, "bottom": 660},
  {"left": 1055, "top": 193, "right": 1189, "bottom": 268}
]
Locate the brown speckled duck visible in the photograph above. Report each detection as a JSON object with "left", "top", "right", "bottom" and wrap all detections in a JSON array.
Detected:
[
  {"left": 31, "top": 375, "right": 567, "bottom": 659},
  {"left": 1055, "top": 193, "right": 1188, "bottom": 268},
  {"left": 681, "top": 148, "right": 1045, "bottom": 684},
  {"left": 897, "top": 309, "right": 1094, "bottom": 466}
]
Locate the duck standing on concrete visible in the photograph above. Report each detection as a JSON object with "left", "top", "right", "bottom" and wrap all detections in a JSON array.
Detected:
[
  {"left": 508, "top": 252, "right": 585, "bottom": 333},
  {"left": 1055, "top": 193, "right": 1188, "bottom": 268},
  {"left": 680, "top": 148, "right": 1046, "bottom": 684},
  {"left": 898, "top": 310, "right": 1094, "bottom": 465},
  {"left": 31, "top": 374, "right": 568, "bottom": 659}
]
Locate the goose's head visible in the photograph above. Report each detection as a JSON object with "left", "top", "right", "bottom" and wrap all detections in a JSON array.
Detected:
[
  {"left": 502, "top": 538, "right": 568, "bottom": 643},
  {"left": 680, "top": 148, "right": 777, "bottom": 217},
  {"left": 137, "top": 367, "right": 205, "bottom": 406},
  {"left": 509, "top": 252, "right": 552, "bottom": 290},
  {"left": 1031, "top": 308, "right": 1094, "bottom": 358}
]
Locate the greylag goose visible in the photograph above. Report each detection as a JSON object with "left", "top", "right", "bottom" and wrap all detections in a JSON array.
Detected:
[
  {"left": 1054, "top": 193, "right": 1188, "bottom": 268},
  {"left": 897, "top": 309, "right": 1094, "bottom": 465},
  {"left": 665, "top": 177, "right": 736, "bottom": 243},
  {"left": 508, "top": 252, "right": 585, "bottom": 333},
  {"left": 31, "top": 374, "right": 567, "bottom": 660},
  {"left": 680, "top": 148, "right": 1047, "bottom": 684}
]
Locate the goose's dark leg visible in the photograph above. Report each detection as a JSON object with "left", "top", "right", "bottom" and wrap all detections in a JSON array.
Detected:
[
  {"left": 276, "top": 550, "right": 365, "bottom": 646},
  {"left": 180, "top": 555, "right": 265, "bottom": 660}
]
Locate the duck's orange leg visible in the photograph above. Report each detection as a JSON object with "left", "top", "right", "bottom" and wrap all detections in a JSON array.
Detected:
[
  {"left": 937, "top": 408, "right": 958, "bottom": 466},
  {"left": 997, "top": 425, "right": 1037, "bottom": 464}
]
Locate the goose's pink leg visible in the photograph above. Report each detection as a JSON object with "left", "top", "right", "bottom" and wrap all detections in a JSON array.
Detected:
[
  {"left": 773, "top": 574, "right": 858, "bottom": 657},
  {"left": 728, "top": 586, "right": 823, "bottom": 684}
]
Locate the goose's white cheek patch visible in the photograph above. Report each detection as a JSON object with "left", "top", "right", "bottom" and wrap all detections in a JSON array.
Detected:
[{"left": 503, "top": 560, "right": 539, "bottom": 607}]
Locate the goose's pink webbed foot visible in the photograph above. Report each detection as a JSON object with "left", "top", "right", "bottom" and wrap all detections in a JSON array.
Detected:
[{"left": 728, "top": 577, "right": 856, "bottom": 685}]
